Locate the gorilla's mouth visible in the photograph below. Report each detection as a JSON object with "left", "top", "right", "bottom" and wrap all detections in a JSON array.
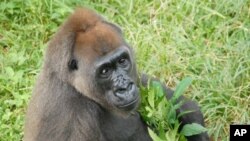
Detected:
[{"left": 117, "top": 95, "right": 139, "bottom": 111}]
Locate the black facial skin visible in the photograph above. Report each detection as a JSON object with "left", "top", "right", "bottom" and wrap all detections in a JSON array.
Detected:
[{"left": 95, "top": 47, "right": 139, "bottom": 111}]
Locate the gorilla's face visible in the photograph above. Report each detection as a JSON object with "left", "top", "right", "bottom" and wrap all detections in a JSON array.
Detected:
[
  {"left": 94, "top": 47, "right": 139, "bottom": 112},
  {"left": 68, "top": 20, "right": 140, "bottom": 114}
]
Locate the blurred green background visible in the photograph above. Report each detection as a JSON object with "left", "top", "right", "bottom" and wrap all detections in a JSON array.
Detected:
[{"left": 0, "top": 0, "right": 249, "bottom": 140}]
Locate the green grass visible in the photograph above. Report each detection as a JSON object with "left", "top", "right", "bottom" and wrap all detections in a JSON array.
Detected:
[{"left": 0, "top": 0, "right": 249, "bottom": 140}]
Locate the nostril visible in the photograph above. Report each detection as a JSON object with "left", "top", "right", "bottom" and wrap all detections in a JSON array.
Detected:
[
  {"left": 127, "top": 82, "right": 133, "bottom": 90},
  {"left": 115, "top": 88, "right": 126, "bottom": 94}
]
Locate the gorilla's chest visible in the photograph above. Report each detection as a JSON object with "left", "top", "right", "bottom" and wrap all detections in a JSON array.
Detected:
[{"left": 100, "top": 112, "right": 141, "bottom": 141}]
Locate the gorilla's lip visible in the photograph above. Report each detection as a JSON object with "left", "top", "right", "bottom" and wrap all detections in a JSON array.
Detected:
[{"left": 117, "top": 96, "right": 139, "bottom": 109}]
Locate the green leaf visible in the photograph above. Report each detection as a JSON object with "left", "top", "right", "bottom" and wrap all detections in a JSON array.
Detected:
[
  {"left": 172, "top": 77, "right": 192, "bottom": 103},
  {"left": 180, "top": 123, "right": 207, "bottom": 136},
  {"left": 151, "top": 81, "right": 164, "bottom": 97},
  {"left": 177, "top": 110, "right": 194, "bottom": 119},
  {"left": 167, "top": 108, "right": 176, "bottom": 125},
  {"left": 148, "top": 87, "right": 155, "bottom": 108},
  {"left": 148, "top": 128, "right": 164, "bottom": 141}
]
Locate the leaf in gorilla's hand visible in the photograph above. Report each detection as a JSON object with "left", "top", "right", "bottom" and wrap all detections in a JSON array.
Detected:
[
  {"left": 172, "top": 77, "right": 192, "bottom": 103},
  {"left": 151, "top": 81, "right": 164, "bottom": 97},
  {"left": 148, "top": 128, "right": 164, "bottom": 141},
  {"left": 180, "top": 123, "right": 207, "bottom": 136}
]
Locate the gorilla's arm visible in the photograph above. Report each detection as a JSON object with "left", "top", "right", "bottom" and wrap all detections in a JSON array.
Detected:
[{"left": 139, "top": 74, "right": 209, "bottom": 141}]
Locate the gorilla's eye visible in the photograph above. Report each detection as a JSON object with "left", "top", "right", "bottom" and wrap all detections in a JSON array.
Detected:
[
  {"left": 99, "top": 66, "right": 112, "bottom": 77},
  {"left": 118, "top": 57, "right": 128, "bottom": 66}
]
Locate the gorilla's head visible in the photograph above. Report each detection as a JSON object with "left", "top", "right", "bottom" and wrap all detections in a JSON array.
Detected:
[{"left": 50, "top": 8, "right": 140, "bottom": 115}]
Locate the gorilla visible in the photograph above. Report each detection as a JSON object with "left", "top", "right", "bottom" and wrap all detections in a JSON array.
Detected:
[{"left": 23, "top": 8, "right": 209, "bottom": 141}]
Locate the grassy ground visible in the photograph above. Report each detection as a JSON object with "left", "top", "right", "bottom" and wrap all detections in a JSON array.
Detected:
[{"left": 0, "top": 0, "right": 249, "bottom": 140}]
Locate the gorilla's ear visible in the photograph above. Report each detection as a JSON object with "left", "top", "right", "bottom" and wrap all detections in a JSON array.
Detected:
[
  {"left": 44, "top": 32, "right": 76, "bottom": 80},
  {"left": 68, "top": 59, "right": 78, "bottom": 71},
  {"left": 103, "top": 21, "right": 123, "bottom": 34}
]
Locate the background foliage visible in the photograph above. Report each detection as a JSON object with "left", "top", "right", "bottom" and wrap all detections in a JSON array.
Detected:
[{"left": 0, "top": 0, "right": 249, "bottom": 141}]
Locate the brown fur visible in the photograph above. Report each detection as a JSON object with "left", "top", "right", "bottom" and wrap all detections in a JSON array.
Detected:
[
  {"left": 53, "top": 8, "right": 122, "bottom": 62},
  {"left": 75, "top": 22, "right": 123, "bottom": 64}
]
